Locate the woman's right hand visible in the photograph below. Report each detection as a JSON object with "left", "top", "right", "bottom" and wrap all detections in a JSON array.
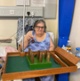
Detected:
[
  {"left": 21, "top": 31, "right": 34, "bottom": 49},
  {"left": 20, "top": 31, "right": 34, "bottom": 49},
  {"left": 25, "top": 31, "right": 34, "bottom": 42},
  {"left": 26, "top": 34, "right": 34, "bottom": 41}
]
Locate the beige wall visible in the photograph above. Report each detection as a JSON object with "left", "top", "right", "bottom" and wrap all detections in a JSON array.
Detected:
[
  {"left": 69, "top": 1, "right": 80, "bottom": 80},
  {"left": 0, "top": 0, "right": 16, "bottom": 6},
  {"left": 70, "top": 0, "right": 80, "bottom": 53},
  {"left": 0, "top": 0, "right": 58, "bottom": 48}
]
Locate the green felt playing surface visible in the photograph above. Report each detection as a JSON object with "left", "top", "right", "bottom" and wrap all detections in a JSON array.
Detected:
[{"left": 6, "top": 56, "right": 61, "bottom": 73}]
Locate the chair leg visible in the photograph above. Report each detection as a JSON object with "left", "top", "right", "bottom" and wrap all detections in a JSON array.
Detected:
[{"left": 35, "top": 77, "right": 41, "bottom": 81}]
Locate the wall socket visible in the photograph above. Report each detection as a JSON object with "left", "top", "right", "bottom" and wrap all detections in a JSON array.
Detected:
[{"left": 10, "top": 10, "right": 14, "bottom": 15}]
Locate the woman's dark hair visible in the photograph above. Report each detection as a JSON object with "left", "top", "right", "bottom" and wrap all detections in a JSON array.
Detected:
[{"left": 33, "top": 19, "right": 47, "bottom": 32}]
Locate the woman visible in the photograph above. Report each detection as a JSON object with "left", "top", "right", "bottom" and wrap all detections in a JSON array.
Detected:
[{"left": 20, "top": 19, "right": 55, "bottom": 81}]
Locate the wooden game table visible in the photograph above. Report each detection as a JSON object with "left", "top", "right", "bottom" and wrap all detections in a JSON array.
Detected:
[{"left": 2, "top": 47, "right": 80, "bottom": 81}]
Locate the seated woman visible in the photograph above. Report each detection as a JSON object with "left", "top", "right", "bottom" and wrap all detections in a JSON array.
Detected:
[{"left": 19, "top": 19, "right": 55, "bottom": 81}]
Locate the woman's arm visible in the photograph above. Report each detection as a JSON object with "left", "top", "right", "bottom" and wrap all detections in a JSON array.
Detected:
[
  {"left": 49, "top": 36, "right": 55, "bottom": 51},
  {"left": 19, "top": 31, "right": 33, "bottom": 51}
]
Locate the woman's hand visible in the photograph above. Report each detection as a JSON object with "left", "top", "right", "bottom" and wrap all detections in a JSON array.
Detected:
[
  {"left": 23, "top": 31, "right": 34, "bottom": 49},
  {"left": 26, "top": 34, "right": 34, "bottom": 41}
]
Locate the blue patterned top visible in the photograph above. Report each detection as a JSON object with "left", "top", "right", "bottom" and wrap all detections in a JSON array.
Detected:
[{"left": 24, "top": 31, "right": 50, "bottom": 52}]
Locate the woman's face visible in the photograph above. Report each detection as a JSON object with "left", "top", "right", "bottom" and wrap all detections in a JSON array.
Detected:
[{"left": 34, "top": 22, "right": 45, "bottom": 35}]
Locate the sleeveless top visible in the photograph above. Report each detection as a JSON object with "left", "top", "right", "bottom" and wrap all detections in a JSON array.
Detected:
[{"left": 24, "top": 31, "right": 50, "bottom": 52}]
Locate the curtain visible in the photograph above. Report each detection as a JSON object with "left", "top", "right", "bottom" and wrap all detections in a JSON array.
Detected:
[{"left": 57, "top": 0, "right": 75, "bottom": 81}]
